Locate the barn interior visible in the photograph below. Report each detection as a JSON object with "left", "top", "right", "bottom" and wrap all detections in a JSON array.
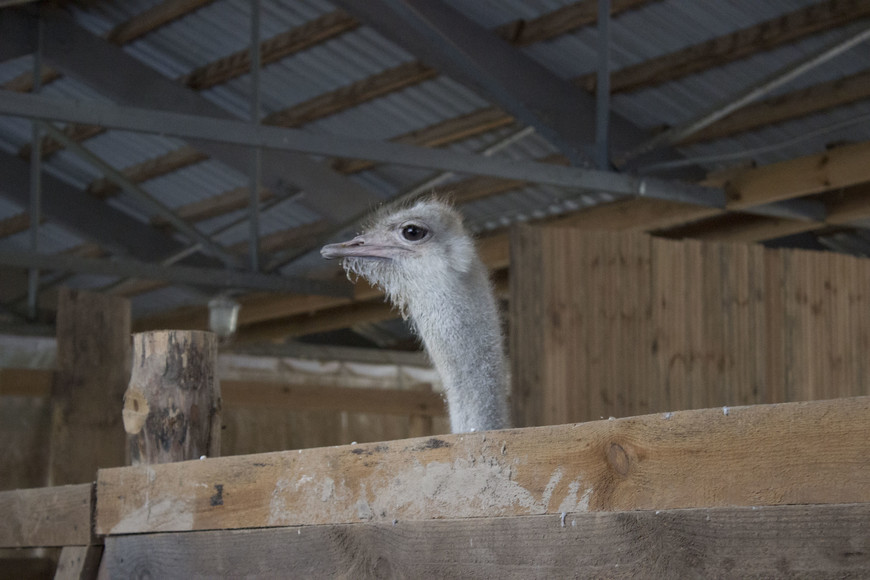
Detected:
[{"left": 1, "top": 0, "right": 870, "bottom": 577}]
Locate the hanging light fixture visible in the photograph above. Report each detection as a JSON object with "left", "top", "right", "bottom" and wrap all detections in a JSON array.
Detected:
[{"left": 208, "top": 294, "right": 240, "bottom": 339}]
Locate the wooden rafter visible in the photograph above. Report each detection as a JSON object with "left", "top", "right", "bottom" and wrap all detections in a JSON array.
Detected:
[
  {"left": 105, "top": 0, "right": 217, "bottom": 45},
  {"left": 578, "top": 0, "right": 870, "bottom": 93},
  {"left": 496, "top": 0, "right": 661, "bottom": 46},
  {"left": 18, "top": 124, "right": 105, "bottom": 160},
  {"left": 1, "top": 67, "right": 60, "bottom": 92},
  {"left": 180, "top": 10, "right": 359, "bottom": 90},
  {"left": 262, "top": 61, "right": 438, "bottom": 128},
  {"left": 0, "top": 212, "right": 37, "bottom": 238},
  {"left": 88, "top": 146, "right": 209, "bottom": 199},
  {"left": 330, "top": 106, "right": 515, "bottom": 175},
  {"left": 678, "top": 68, "right": 870, "bottom": 145}
]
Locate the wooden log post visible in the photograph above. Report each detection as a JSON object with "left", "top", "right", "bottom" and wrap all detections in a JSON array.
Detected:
[
  {"left": 123, "top": 331, "right": 221, "bottom": 464},
  {"left": 50, "top": 288, "right": 131, "bottom": 486}
]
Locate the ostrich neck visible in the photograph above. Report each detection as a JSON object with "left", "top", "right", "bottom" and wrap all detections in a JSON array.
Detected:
[{"left": 406, "top": 266, "right": 509, "bottom": 433}]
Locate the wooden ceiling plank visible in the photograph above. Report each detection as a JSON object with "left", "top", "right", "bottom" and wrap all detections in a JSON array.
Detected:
[
  {"left": 151, "top": 186, "right": 270, "bottom": 228},
  {"left": 579, "top": 0, "right": 870, "bottom": 93},
  {"left": 1, "top": 67, "right": 60, "bottom": 92},
  {"left": 0, "top": 213, "right": 36, "bottom": 238},
  {"left": 180, "top": 10, "right": 359, "bottom": 91},
  {"left": 106, "top": 0, "right": 217, "bottom": 45},
  {"left": 680, "top": 69, "right": 870, "bottom": 145},
  {"left": 18, "top": 124, "right": 105, "bottom": 160},
  {"left": 655, "top": 213, "right": 817, "bottom": 244},
  {"left": 331, "top": 106, "right": 515, "bottom": 175},
  {"left": 825, "top": 183, "right": 870, "bottom": 224},
  {"left": 88, "top": 146, "right": 209, "bottom": 199},
  {"left": 496, "top": 0, "right": 661, "bottom": 46},
  {"left": 262, "top": 61, "right": 438, "bottom": 128}
]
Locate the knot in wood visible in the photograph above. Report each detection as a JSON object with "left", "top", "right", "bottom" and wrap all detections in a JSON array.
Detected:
[{"left": 607, "top": 442, "right": 631, "bottom": 477}]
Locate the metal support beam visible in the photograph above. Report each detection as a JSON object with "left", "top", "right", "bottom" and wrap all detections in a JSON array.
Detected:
[
  {"left": 0, "top": 90, "right": 727, "bottom": 208},
  {"left": 27, "top": 13, "right": 43, "bottom": 320},
  {"left": 595, "top": 0, "right": 611, "bottom": 170},
  {"left": 623, "top": 23, "right": 870, "bottom": 163},
  {"left": 0, "top": 149, "right": 222, "bottom": 265},
  {"left": 38, "top": 121, "right": 242, "bottom": 268},
  {"left": 35, "top": 9, "right": 384, "bottom": 225},
  {"left": 0, "top": 248, "right": 352, "bottom": 297},
  {"left": 249, "top": 0, "right": 261, "bottom": 272}
]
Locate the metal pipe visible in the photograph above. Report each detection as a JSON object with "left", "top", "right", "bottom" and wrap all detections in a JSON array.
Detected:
[
  {"left": 249, "top": 0, "right": 261, "bottom": 272},
  {"left": 0, "top": 248, "right": 352, "bottom": 297},
  {"left": 594, "top": 0, "right": 611, "bottom": 170},
  {"left": 27, "top": 14, "right": 43, "bottom": 320}
]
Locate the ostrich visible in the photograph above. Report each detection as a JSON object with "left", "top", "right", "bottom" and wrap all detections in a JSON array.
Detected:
[{"left": 321, "top": 197, "right": 510, "bottom": 433}]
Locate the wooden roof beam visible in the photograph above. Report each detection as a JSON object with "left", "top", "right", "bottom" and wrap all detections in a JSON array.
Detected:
[
  {"left": 180, "top": 10, "right": 359, "bottom": 90},
  {"left": 496, "top": 0, "right": 661, "bottom": 46},
  {"left": 678, "top": 69, "right": 870, "bottom": 145},
  {"left": 105, "top": 0, "right": 217, "bottom": 45},
  {"left": 579, "top": 0, "right": 870, "bottom": 93}
]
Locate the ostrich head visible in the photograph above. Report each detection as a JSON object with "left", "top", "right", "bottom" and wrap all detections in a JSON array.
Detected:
[{"left": 321, "top": 198, "right": 479, "bottom": 316}]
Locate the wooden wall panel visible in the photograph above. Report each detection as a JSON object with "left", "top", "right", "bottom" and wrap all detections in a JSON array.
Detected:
[{"left": 511, "top": 226, "right": 870, "bottom": 426}]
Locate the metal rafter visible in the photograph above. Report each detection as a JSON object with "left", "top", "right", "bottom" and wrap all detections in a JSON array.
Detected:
[{"left": 0, "top": 91, "right": 726, "bottom": 207}]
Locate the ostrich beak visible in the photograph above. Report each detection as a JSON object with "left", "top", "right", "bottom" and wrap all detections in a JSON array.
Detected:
[{"left": 321, "top": 235, "right": 405, "bottom": 261}]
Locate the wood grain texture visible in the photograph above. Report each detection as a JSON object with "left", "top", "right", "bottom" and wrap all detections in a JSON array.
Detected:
[
  {"left": 511, "top": 227, "right": 870, "bottom": 426},
  {"left": 578, "top": 0, "right": 870, "bottom": 93},
  {"left": 54, "top": 545, "right": 103, "bottom": 580},
  {"left": 50, "top": 289, "right": 130, "bottom": 486},
  {"left": 101, "top": 503, "right": 870, "bottom": 578},
  {"left": 96, "top": 396, "right": 870, "bottom": 535},
  {"left": 124, "top": 331, "right": 220, "bottom": 465},
  {"left": 0, "top": 484, "right": 93, "bottom": 547}
]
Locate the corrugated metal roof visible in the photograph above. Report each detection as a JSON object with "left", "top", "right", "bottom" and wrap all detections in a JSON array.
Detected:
[{"left": 2, "top": 0, "right": 870, "bottom": 330}]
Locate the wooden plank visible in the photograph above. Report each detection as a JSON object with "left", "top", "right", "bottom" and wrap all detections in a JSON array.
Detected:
[
  {"left": 18, "top": 124, "right": 105, "bottom": 161},
  {"left": 227, "top": 220, "right": 333, "bottom": 255},
  {"left": 578, "top": 0, "right": 870, "bottom": 93},
  {"left": 1, "top": 67, "right": 61, "bottom": 92},
  {"left": 234, "top": 300, "right": 397, "bottom": 343},
  {"left": 95, "top": 396, "right": 870, "bottom": 535},
  {"left": 263, "top": 61, "right": 438, "bottom": 128},
  {"left": 496, "top": 0, "right": 661, "bottom": 46},
  {"left": 726, "top": 140, "right": 870, "bottom": 210},
  {"left": 656, "top": 212, "right": 816, "bottom": 243},
  {"left": 0, "top": 484, "right": 93, "bottom": 547},
  {"left": 102, "top": 503, "right": 870, "bottom": 578},
  {"left": 54, "top": 545, "right": 103, "bottom": 580},
  {"left": 151, "top": 186, "right": 273, "bottom": 228},
  {"left": 826, "top": 182, "right": 870, "bottom": 224},
  {"left": 106, "top": 0, "right": 216, "bottom": 45},
  {"left": 50, "top": 289, "right": 131, "bottom": 486},
  {"left": 330, "top": 106, "right": 515, "bottom": 175},
  {"left": 87, "top": 147, "right": 209, "bottom": 199},
  {"left": 0, "top": 212, "right": 40, "bottom": 239},
  {"left": 221, "top": 381, "right": 446, "bottom": 417},
  {"left": 180, "top": 10, "right": 358, "bottom": 90},
  {"left": 679, "top": 69, "right": 870, "bottom": 145},
  {"left": 0, "top": 368, "right": 52, "bottom": 397},
  {"left": 549, "top": 197, "right": 721, "bottom": 232}
]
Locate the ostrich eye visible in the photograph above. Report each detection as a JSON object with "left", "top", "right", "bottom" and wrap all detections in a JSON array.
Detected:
[{"left": 401, "top": 224, "right": 429, "bottom": 242}]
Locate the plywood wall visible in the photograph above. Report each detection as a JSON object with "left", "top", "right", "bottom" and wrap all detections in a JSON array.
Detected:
[{"left": 510, "top": 225, "right": 870, "bottom": 426}]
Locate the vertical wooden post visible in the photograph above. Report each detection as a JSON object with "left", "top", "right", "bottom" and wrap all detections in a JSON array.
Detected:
[
  {"left": 49, "top": 288, "right": 130, "bottom": 486},
  {"left": 123, "top": 331, "right": 221, "bottom": 464}
]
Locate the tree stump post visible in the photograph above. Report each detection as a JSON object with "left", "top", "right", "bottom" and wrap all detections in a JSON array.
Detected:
[{"left": 122, "top": 331, "right": 221, "bottom": 464}]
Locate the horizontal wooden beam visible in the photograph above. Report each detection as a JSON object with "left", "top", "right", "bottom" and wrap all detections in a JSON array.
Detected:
[
  {"left": 95, "top": 397, "right": 870, "bottom": 534},
  {"left": 0, "top": 483, "right": 94, "bottom": 548},
  {"left": 496, "top": 0, "right": 660, "bottom": 46},
  {"left": 2, "top": 369, "right": 443, "bottom": 416},
  {"left": 263, "top": 61, "right": 438, "bottom": 128},
  {"left": 222, "top": 380, "right": 445, "bottom": 417},
  {"left": 678, "top": 69, "right": 870, "bottom": 145},
  {"left": 579, "top": 0, "right": 870, "bottom": 93},
  {"left": 106, "top": 0, "right": 216, "bottom": 45},
  {"left": 88, "top": 146, "right": 209, "bottom": 199},
  {"left": 180, "top": 10, "right": 359, "bottom": 91},
  {"left": 655, "top": 212, "right": 817, "bottom": 244},
  {"left": 102, "top": 503, "right": 870, "bottom": 577},
  {"left": 726, "top": 140, "right": 870, "bottom": 210}
]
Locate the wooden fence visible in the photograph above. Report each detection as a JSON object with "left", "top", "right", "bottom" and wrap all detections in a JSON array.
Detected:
[{"left": 511, "top": 226, "right": 870, "bottom": 425}]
